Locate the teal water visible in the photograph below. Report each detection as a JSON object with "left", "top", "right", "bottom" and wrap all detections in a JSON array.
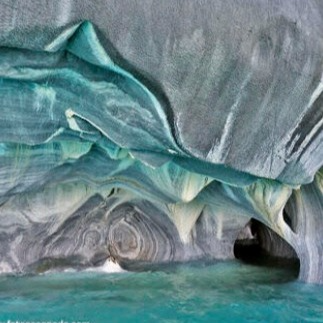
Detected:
[{"left": 0, "top": 261, "right": 322, "bottom": 323}]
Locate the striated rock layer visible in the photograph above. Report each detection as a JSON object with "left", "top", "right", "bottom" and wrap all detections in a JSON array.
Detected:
[{"left": 0, "top": 1, "right": 322, "bottom": 282}]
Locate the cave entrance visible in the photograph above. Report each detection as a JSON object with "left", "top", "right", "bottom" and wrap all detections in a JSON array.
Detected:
[{"left": 234, "top": 218, "right": 300, "bottom": 275}]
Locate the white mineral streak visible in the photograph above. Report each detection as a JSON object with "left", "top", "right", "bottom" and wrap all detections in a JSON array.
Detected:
[
  {"left": 216, "top": 212, "right": 223, "bottom": 240},
  {"left": 44, "top": 127, "right": 65, "bottom": 143},
  {"left": 34, "top": 85, "right": 56, "bottom": 120},
  {"left": 46, "top": 26, "right": 80, "bottom": 52},
  {"left": 207, "top": 73, "right": 252, "bottom": 162}
]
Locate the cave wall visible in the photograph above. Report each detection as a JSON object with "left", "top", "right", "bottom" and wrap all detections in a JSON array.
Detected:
[{"left": 0, "top": 1, "right": 321, "bottom": 282}]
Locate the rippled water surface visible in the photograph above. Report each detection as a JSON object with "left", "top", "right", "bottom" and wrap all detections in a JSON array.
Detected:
[{"left": 0, "top": 261, "right": 322, "bottom": 323}]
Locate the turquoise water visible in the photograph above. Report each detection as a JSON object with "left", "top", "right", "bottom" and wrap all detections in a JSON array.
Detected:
[{"left": 0, "top": 261, "right": 322, "bottom": 323}]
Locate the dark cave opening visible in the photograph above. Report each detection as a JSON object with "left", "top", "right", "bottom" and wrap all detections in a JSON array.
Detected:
[{"left": 234, "top": 218, "right": 300, "bottom": 276}]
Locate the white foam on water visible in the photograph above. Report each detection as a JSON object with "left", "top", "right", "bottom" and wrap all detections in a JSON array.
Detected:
[{"left": 86, "top": 259, "right": 127, "bottom": 274}]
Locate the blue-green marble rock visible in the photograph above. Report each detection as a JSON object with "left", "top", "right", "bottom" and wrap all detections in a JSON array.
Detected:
[{"left": 0, "top": 1, "right": 322, "bottom": 283}]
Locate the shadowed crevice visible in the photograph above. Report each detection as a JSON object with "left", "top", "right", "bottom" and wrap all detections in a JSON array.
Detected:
[{"left": 234, "top": 219, "right": 300, "bottom": 276}]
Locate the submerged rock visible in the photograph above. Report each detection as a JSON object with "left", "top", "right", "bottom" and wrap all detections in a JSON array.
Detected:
[{"left": 0, "top": 1, "right": 322, "bottom": 282}]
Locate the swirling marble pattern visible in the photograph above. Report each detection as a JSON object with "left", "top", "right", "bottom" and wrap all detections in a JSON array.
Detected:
[{"left": 107, "top": 202, "right": 179, "bottom": 264}]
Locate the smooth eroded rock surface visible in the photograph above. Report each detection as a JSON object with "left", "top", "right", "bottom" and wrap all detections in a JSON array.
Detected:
[{"left": 0, "top": 1, "right": 322, "bottom": 282}]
